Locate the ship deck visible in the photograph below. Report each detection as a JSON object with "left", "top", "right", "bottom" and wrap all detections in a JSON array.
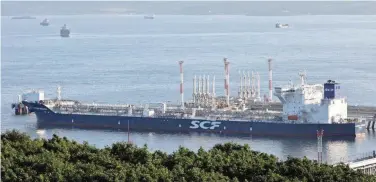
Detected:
[{"left": 40, "top": 99, "right": 376, "bottom": 121}]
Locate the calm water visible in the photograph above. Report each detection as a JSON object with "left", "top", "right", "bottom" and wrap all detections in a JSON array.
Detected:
[{"left": 2, "top": 14, "right": 376, "bottom": 164}]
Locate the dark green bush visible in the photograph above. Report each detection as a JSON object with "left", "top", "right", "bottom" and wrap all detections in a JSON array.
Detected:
[{"left": 2, "top": 130, "right": 375, "bottom": 182}]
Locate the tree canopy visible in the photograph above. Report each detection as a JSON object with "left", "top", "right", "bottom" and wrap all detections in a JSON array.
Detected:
[{"left": 2, "top": 130, "right": 375, "bottom": 182}]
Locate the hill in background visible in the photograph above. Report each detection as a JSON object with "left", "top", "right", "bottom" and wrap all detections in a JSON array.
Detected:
[{"left": 2, "top": 1, "right": 376, "bottom": 16}]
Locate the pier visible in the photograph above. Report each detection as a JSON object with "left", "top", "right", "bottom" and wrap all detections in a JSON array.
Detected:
[
  {"left": 334, "top": 150, "right": 376, "bottom": 175},
  {"left": 349, "top": 158, "right": 376, "bottom": 175},
  {"left": 345, "top": 151, "right": 376, "bottom": 175}
]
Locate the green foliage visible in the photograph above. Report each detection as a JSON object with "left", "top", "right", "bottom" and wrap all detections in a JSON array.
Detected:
[{"left": 2, "top": 130, "right": 375, "bottom": 182}]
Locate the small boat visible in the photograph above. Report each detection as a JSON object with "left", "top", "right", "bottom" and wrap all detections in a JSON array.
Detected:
[
  {"left": 11, "top": 16, "right": 36, "bottom": 20},
  {"left": 144, "top": 14, "right": 155, "bottom": 19},
  {"left": 40, "top": 19, "right": 49, "bottom": 26},
  {"left": 276, "top": 23, "right": 289, "bottom": 28},
  {"left": 60, "top": 24, "right": 70, "bottom": 37}
]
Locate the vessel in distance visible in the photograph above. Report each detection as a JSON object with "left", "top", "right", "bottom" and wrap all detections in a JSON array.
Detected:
[
  {"left": 60, "top": 24, "right": 70, "bottom": 37},
  {"left": 19, "top": 58, "right": 356, "bottom": 138},
  {"left": 40, "top": 18, "right": 49, "bottom": 26},
  {"left": 276, "top": 23, "right": 289, "bottom": 28}
]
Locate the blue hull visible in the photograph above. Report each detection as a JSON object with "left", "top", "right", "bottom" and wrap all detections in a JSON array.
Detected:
[{"left": 24, "top": 101, "right": 356, "bottom": 138}]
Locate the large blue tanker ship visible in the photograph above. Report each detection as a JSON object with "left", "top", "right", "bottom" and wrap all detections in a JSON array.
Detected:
[
  {"left": 23, "top": 100, "right": 355, "bottom": 137},
  {"left": 18, "top": 68, "right": 356, "bottom": 138}
]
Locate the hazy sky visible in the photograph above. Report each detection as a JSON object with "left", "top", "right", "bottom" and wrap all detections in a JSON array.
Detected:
[{"left": 3, "top": 0, "right": 375, "bottom": 1}]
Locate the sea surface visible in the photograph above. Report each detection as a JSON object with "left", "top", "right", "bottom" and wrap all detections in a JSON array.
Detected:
[{"left": 2, "top": 14, "right": 376, "bottom": 164}]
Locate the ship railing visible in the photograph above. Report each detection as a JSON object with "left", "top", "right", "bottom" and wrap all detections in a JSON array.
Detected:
[
  {"left": 59, "top": 111, "right": 136, "bottom": 116},
  {"left": 77, "top": 103, "right": 132, "bottom": 108},
  {"left": 57, "top": 111, "right": 169, "bottom": 118},
  {"left": 61, "top": 104, "right": 168, "bottom": 112},
  {"left": 58, "top": 105, "right": 132, "bottom": 110}
]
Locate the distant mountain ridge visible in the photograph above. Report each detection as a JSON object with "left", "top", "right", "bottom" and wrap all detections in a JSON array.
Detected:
[{"left": 2, "top": 1, "right": 376, "bottom": 16}]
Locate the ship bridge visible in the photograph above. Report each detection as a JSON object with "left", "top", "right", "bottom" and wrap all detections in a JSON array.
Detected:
[{"left": 274, "top": 73, "right": 347, "bottom": 124}]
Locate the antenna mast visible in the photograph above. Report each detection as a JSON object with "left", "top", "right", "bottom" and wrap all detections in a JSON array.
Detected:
[{"left": 317, "top": 129, "right": 324, "bottom": 164}]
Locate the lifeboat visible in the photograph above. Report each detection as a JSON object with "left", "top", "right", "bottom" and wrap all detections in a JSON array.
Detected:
[{"left": 287, "top": 115, "right": 298, "bottom": 120}]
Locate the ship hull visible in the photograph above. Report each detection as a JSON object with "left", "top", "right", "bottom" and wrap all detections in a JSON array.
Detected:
[
  {"left": 60, "top": 29, "right": 70, "bottom": 37},
  {"left": 24, "top": 101, "right": 356, "bottom": 138}
]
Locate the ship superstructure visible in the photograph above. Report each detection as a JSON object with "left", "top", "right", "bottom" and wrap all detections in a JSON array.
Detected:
[
  {"left": 12, "top": 89, "right": 44, "bottom": 115},
  {"left": 275, "top": 73, "right": 347, "bottom": 124}
]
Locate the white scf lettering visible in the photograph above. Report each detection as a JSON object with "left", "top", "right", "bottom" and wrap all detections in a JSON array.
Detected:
[
  {"left": 208, "top": 122, "right": 221, "bottom": 129},
  {"left": 200, "top": 121, "right": 211, "bottom": 129},
  {"left": 190, "top": 121, "right": 200, "bottom": 129},
  {"left": 189, "top": 121, "right": 221, "bottom": 130}
]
